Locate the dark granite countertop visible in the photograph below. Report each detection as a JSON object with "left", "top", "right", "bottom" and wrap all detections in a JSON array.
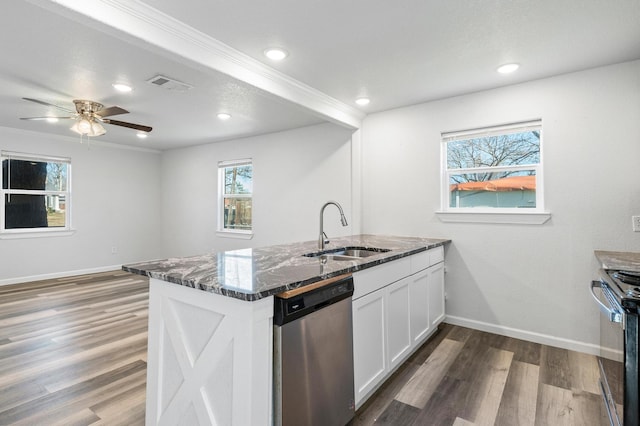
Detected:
[
  {"left": 123, "top": 234, "right": 450, "bottom": 301},
  {"left": 595, "top": 250, "right": 640, "bottom": 271}
]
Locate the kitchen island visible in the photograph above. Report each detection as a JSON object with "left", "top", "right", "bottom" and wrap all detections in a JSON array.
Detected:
[{"left": 123, "top": 234, "right": 449, "bottom": 426}]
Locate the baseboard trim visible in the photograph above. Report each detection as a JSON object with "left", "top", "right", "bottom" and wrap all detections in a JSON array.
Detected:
[
  {"left": 0, "top": 265, "right": 124, "bottom": 286},
  {"left": 445, "top": 315, "right": 621, "bottom": 360}
]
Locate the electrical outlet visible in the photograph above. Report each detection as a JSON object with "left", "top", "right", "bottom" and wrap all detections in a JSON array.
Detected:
[
  {"left": 633, "top": 216, "right": 640, "bottom": 232},
  {"left": 111, "top": 246, "right": 118, "bottom": 254}
]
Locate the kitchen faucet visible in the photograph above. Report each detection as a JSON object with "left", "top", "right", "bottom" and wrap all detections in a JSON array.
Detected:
[{"left": 319, "top": 201, "right": 348, "bottom": 250}]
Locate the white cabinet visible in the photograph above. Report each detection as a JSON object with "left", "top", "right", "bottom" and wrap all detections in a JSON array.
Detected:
[
  {"left": 352, "top": 288, "right": 387, "bottom": 403},
  {"left": 409, "top": 269, "right": 430, "bottom": 345},
  {"left": 428, "top": 262, "right": 445, "bottom": 328},
  {"left": 353, "top": 277, "right": 413, "bottom": 406},
  {"left": 386, "top": 277, "right": 412, "bottom": 371},
  {"left": 352, "top": 246, "right": 445, "bottom": 408}
]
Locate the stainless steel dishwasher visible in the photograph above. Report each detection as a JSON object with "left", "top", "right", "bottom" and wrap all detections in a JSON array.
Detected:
[{"left": 273, "top": 274, "right": 355, "bottom": 426}]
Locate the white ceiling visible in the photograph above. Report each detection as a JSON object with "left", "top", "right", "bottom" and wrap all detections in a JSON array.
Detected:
[
  {"left": 3, "top": 0, "right": 640, "bottom": 150},
  {"left": 0, "top": 1, "right": 328, "bottom": 150},
  {"left": 147, "top": 0, "right": 640, "bottom": 110}
]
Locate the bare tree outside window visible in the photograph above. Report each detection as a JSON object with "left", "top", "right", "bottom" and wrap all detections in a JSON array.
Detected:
[
  {"left": 443, "top": 122, "right": 542, "bottom": 209},
  {"left": 447, "top": 131, "right": 540, "bottom": 183}
]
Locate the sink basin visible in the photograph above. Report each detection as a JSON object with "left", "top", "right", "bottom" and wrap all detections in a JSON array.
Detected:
[
  {"left": 303, "top": 247, "right": 391, "bottom": 261},
  {"left": 335, "top": 248, "right": 387, "bottom": 258}
]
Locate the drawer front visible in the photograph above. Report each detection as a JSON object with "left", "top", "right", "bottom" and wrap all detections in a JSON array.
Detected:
[
  {"left": 429, "top": 246, "right": 444, "bottom": 265},
  {"left": 353, "top": 257, "right": 411, "bottom": 300},
  {"left": 410, "top": 246, "right": 445, "bottom": 274},
  {"left": 410, "top": 251, "right": 430, "bottom": 274}
]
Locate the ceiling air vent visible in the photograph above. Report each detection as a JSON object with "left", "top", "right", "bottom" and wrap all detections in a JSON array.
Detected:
[{"left": 146, "top": 75, "right": 193, "bottom": 92}]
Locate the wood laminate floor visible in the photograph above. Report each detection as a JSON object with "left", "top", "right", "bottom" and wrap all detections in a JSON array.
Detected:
[
  {"left": 353, "top": 324, "right": 609, "bottom": 426},
  {"left": 0, "top": 271, "right": 608, "bottom": 425},
  {"left": 0, "top": 271, "right": 148, "bottom": 425}
]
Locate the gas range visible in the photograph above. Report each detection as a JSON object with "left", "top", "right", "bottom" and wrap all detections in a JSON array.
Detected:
[
  {"left": 595, "top": 269, "right": 640, "bottom": 426},
  {"left": 600, "top": 269, "right": 640, "bottom": 306}
]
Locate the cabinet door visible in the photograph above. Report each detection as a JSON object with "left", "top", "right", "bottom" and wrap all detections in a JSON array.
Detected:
[
  {"left": 386, "top": 277, "right": 412, "bottom": 371},
  {"left": 409, "top": 269, "right": 430, "bottom": 346},
  {"left": 428, "top": 262, "right": 445, "bottom": 328},
  {"left": 352, "top": 289, "right": 387, "bottom": 406}
]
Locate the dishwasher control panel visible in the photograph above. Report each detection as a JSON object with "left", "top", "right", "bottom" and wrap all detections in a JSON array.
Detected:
[{"left": 274, "top": 276, "right": 354, "bottom": 326}]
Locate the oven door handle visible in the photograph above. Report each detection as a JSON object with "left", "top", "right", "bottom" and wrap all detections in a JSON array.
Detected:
[{"left": 590, "top": 281, "right": 624, "bottom": 324}]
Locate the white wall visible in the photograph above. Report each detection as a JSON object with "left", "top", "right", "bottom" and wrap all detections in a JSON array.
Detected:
[
  {"left": 361, "top": 60, "right": 640, "bottom": 352},
  {"left": 160, "top": 122, "right": 356, "bottom": 256},
  {"left": 5, "top": 61, "right": 638, "bottom": 355},
  {"left": 0, "top": 127, "right": 163, "bottom": 284}
]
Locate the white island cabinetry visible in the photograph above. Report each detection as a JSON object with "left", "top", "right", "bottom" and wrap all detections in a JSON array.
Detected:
[
  {"left": 352, "top": 246, "right": 445, "bottom": 408},
  {"left": 145, "top": 279, "right": 274, "bottom": 426},
  {"left": 125, "top": 235, "right": 449, "bottom": 425}
]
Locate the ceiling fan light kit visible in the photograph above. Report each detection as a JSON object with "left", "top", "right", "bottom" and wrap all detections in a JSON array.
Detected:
[
  {"left": 20, "top": 97, "right": 152, "bottom": 139},
  {"left": 70, "top": 116, "right": 106, "bottom": 137}
]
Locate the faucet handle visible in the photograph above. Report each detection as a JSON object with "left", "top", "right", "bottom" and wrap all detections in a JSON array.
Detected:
[{"left": 322, "top": 231, "right": 330, "bottom": 246}]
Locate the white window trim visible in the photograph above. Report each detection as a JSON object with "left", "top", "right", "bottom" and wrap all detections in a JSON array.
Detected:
[
  {"left": 1, "top": 151, "right": 74, "bottom": 238},
  {"left": 0, "top": 229, "right": 76, "bottom": 239},
  {"left": 435, "top": 211, "right": 551, "bottom": 225},
  {"left": 437, "top": 120, "right": 551, "bottom": 225},
  {"left": 217, "top": 158, "right": 253, "bottom": 238},
  {"left": 216, "top": 229, "right": 254, "bottom": 239}
]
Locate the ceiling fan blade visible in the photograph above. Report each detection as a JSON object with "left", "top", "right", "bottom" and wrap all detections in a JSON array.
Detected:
[
  {"left": 102, "top": 119, "right": 152, "bottom": 132},
  {"left": 97, "top": 106, "right": 129, "bottom": 118},
  {"left": 20, "top": 116, "right": 73, "bottom": 120},
  {"left": 22, "top": 97, "right": 75, "bottom": 114}
]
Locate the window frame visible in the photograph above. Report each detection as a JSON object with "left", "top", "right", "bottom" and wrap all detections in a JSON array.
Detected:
[
  {"left": 1, "top": 151, "right": 74, "bottom": 238},
  {"left": 217, "top": 158, "right": 253, "bottom": 239},
  {"left": 437, "top": 120, "right": 551, "bottom": 224}
]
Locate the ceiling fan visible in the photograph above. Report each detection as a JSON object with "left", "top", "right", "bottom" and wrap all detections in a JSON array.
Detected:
[{"left": 20, "top": 97, "right": 152, "bottom": 137}]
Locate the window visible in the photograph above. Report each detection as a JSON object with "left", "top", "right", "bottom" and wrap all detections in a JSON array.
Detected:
[
  {"left": 218, "top": 159, "right": 252, "bottom": 237},
  {"left": 1, "top": 151, "right": 72, "bottom": 236},
  {"left": 438, "top": 120, "right": 550, "bottom": 224}
]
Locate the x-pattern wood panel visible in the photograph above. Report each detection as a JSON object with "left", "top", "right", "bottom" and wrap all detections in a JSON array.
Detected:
[{"left": 157, "top": 296, "right": 235, "bottom": 425}]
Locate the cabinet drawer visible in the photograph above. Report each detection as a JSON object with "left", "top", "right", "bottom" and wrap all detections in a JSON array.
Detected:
[
  {"left": 410, "top": 246, "right": 445, "bottom": 274},
  {"left": 353, "top": 257, "right": 411, "bottom": 300},
  {"left": 410, "top": 251, "right": 430, "bottom": 274},
  {"left": 429, "top": 246, "right": 444, "bottom": 265}
]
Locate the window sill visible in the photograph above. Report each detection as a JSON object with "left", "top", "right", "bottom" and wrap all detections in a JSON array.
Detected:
[
  {"left": 436, "top": 211, "right": 551, "bottom": 225},
  {"left": 0, "top": 229, "right": 77, "bottom": 239},
  {"left": 216, "top": 230, "right": 254, "bottom": 240}
]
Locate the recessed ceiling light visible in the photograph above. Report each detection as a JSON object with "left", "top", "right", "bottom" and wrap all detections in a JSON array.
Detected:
[
  {"left": 217, "top": 113, "right": 232, "bottom": 120},
  {"left": 136, "top": 133, "right": 148, "bottom": 139},
  {"left": 497, "top": 63, "right": 519, "bottom": 74},
  {"left": 355, "top": 97, "right": 370, "bottom": 106},
  {"left": 45, "top": 117, "right": 59, "bottom": 123},
  {"left": 112, "top": 83, "right": 133, "bottom": 92},
  {"left": 264, "top": 48, "right": 288, "bottom": 61}
]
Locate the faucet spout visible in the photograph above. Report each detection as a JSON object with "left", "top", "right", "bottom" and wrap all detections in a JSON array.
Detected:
[{"left": 319, "top": 201, "right": 348, "bottom": 250}]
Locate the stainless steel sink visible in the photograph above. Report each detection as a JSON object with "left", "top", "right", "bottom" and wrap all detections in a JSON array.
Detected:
[{"left": 303, "top": 247, "right": 391, "bottom": 261}]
